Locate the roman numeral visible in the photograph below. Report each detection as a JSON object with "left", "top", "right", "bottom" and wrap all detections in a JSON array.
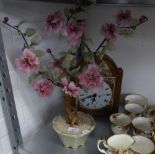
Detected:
[
  {"left": 104, "top": 99, "right": 108, "bottom": 102},
  {"left": 106, "top": 94, "right": 110, "bottom": 96},
  {"left": 105, "top": 88, "right": 109, "bottom": 90}
]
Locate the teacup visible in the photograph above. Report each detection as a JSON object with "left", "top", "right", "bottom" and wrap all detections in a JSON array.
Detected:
[
  {"left": 125, "top": 103, "right": 145, "bottom": 118},
  {"left": 130, "top": 135, "right": 155, "bottom": 154},
  {"left": 132, "top": 116, "right": 155, "bottom": 138},
  {"left": 125, "top": 94, "right": 148, "bottom": 109},
  {"left": 97, "top": 134, "right": 135, "bottom": 154},
  {"left": 110, "top": 113, "right": 131, "bottom": 134}
]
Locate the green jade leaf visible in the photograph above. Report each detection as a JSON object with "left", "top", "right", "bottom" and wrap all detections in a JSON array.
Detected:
[
  {"left": 31, "top": 34, "right": 42, "bottom": 46},
  {"left": 74, "top": 11, "right": 87, "bottom": 21},
  {"left": 69, "top": 66, "right": 81, "bottom": 76},
  {"left": 105, "top": 40, "right": 116, "bottom": 51},
  {"left": 118, "top": 28, "right": 135, "bottom": 37},
  {"left": 28, "top": 73, "right": 38, "bottom": 84},
  {"left": 83, "top": 52, "right": 94, "bottom": 63},
  {"left": 62, "top": 54, "right": 75, "bottom": 69},
  {"left": 25, "top": 28, "right": 36, "bottom": 37},
  {"left": 32, "top": 50, "right": 45, "bottom": 57}
]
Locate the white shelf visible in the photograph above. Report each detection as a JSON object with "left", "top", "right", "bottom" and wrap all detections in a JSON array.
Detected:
[
  {"left": 19, "top": 117, "right": 112, "bottom": 154},
  {"left": 18, "top": 96, "right": 125, "bottom": 154}
]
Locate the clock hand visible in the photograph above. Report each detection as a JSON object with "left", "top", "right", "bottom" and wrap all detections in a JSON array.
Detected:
[
  {"left": 81, "top": 94, "right": 97, "bottom": 102},
  {"left": 91, "top": 96, "right": 96, "bottom": 104}
]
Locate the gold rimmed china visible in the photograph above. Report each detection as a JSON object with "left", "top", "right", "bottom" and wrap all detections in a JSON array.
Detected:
[{"left": 110, "top": 113, "right": 131, "bottom": 134}]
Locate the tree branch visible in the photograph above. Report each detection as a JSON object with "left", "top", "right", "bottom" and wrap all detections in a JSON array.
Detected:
[
  {"left": 95, "top": 38, "right": 107, "bottom": 53},
  {"left": 66, "top": 12, "right": 74, "bottom": 26},
  {"left": 83, "top": 41, "right": 91, "bottom": 52},
  {"left": 118, "top": 18, "right": 148, "bottom": 29},
  {"left": 3, "top": 22, "right": 29, "bottom": 48}
]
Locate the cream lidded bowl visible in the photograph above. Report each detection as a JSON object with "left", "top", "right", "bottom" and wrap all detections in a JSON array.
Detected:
[
  {"left": 110, "top": 113, "right": 131, "bottom": 134},
  {"left": 125, "top": 103, "right": 145, "bottom": 118},
  {"left": 132, "top": 116, "right": 155, "bottom": 138}
]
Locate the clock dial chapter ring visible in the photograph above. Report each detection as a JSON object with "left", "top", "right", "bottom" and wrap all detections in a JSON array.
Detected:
[{"left": 78, "top": 81, "right": 113, "bottom": 110}]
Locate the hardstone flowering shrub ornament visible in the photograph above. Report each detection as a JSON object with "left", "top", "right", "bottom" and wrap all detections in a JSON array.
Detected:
[{"left": 3, "top": 3, "right": 148, "bottom": 129}]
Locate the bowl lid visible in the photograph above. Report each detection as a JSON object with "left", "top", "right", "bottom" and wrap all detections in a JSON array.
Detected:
[
  {"left": 110, "top": 113, "right": 131, "bottom": 126},
  {"left": 131, "top": 135, "right": 155, "bottom": 154},
  {"left": 125, "top": 94, "right": 148, "bottom": 107},
  {"left": 125, "top": 103, "right": 145, "bottom": 114}
]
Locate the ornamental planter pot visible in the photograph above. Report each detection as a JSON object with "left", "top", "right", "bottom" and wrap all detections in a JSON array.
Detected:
[{"left": 52, "top": 111, "right": 95, "bottom": 148}]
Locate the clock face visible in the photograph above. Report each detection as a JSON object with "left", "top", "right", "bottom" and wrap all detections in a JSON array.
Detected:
[{"left": 78, "top": 82, "right": 113, "bottom": 110}]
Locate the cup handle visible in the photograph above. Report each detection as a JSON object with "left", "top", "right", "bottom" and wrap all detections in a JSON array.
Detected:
[{"left": 97, "top": 139, "right": 108, "bottom": 154}]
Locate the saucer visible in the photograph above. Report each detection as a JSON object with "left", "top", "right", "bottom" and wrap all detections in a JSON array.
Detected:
[{"left": 131, "top": 135, "right": 155, "bottom": 154}]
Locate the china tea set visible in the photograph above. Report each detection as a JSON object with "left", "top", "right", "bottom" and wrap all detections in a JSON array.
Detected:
[{"left": 98, "top": 94, "right": 155, "bottom": 154}]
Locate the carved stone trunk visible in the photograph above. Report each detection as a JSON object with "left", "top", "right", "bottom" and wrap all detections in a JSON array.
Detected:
[{"left": 64, "top": 95, "right": 80, "bottom": 126}]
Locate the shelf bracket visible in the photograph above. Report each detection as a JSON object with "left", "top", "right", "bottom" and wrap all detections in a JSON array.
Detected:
[{"left": 0, "top": 29, "right": 22, "bottom": 153}]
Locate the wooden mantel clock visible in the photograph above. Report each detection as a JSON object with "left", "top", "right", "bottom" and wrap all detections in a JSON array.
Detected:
[{"left": 78, "top": 55, "right": 123, "bottom": 117}]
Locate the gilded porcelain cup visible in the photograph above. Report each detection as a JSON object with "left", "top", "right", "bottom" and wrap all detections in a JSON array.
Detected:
[
  {"left": 97, "top": 134, "right": 135, "bottom": 154},
  {"left": 132, "top": 116, "right": 155, "bottom": 138},
  {"left": 110, "top": 113, "right": 131, "bottom": 134}
]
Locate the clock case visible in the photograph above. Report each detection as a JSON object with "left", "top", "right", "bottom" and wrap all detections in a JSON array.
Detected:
[{"left": 64, "top": 55, "right": 123, "bottom": 117}]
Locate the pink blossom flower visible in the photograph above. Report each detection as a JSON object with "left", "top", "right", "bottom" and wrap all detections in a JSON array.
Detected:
[
  {"left": 45, "top": 11, "right": 64, "bottom": 33},
  {"left": 61, "top": 77, "right": 80, "bottom": 97},
  {"left": 78, "top": 64, "right": 103, "bottom": 90},
  {"left": 115, "top": 10, "right": 132, "bottom": 25},
  {"left": 32, "top": 79, "right": 53, "bottom": 97},
  {"left": 101, "top": 23, "right": 117, "bottom": 41},
  {"left": 15, "top": 48, "right": 40, "bottom": 74},
  {"left": 67, "top": 22, "right": 85, "bottom": 45}
]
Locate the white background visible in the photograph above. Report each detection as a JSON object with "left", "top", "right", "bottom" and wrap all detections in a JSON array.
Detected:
[{"left": 0, "top": 0, "right": 155, "bottom": 153}]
